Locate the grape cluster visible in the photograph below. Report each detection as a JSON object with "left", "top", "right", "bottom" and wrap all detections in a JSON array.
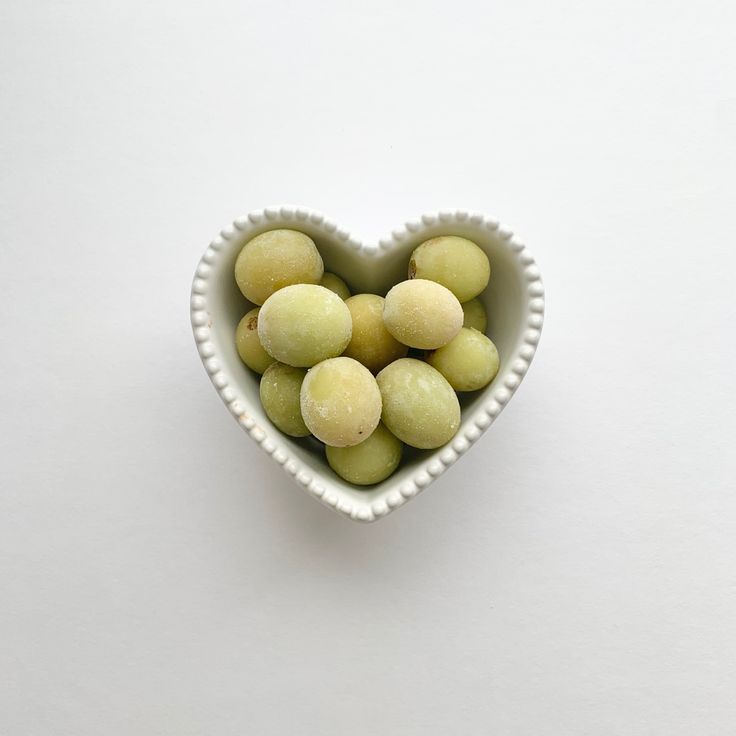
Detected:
[{"left": 233, "top": 229, "right": 500, "bottom": 486}]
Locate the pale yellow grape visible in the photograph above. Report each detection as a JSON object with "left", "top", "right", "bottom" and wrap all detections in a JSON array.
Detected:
[
  {"left": 259, "top": 363, "right": 310, "bottom": 437},
  {"left": 326, "top": 423, "right": 402, "bottom": 486},
  {"left": 300, "top": 357, "right": 382, "bottom": 447},
  {"left": 426, "top": 328, "right": 499, "bottom": 392},
  {"left": 234, "top": 308, "right": 274, "bottom": 374},
  {"left": 383, "top": 279, "right": 463, "bottom": 349},
  {"left": 343, "top": 294, "right": 408, "bottom": 373},
  {"left": 461, "top": 298, "right": 488, "bottom": 333},
  {"left": 258, "top": 284, "right": 352, "bottom": 367},
  {"left": 409, "top": 236, "right": 490, "bottom": 303},
  {"left": 376, "top": 358, "right": 460, "bottom": 449},
  {"left": 234, "top": 229, "right": 323, "bottom": 305},
  {"left": 319, "top": 272, "right": 351, "bottom": 300}
]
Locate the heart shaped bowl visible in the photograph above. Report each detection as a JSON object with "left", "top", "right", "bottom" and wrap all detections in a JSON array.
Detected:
[{"left": 191, "top": 206, "right": 544, "bottom": 522}]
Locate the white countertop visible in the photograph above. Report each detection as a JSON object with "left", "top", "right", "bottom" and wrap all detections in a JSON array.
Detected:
[{"left": 2, "top": 1, "right": 735, "bottom": 733}]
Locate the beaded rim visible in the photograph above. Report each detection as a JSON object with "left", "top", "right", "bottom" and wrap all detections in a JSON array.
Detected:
[{"left": 191, "top": 206, "right": 544, "bottom": 523}]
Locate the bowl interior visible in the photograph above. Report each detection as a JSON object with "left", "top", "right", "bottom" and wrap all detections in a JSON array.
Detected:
[{"left": 203, "top": 215, "right": 530, "bottom": 511}]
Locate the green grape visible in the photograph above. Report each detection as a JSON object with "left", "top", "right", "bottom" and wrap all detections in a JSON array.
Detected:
[
  {"left": 376, "top": 358, "right": 460, "bottom": 449},
  {"left": 234, "top": 229, "right": 323, "bottom": 305},
  {"left": 258, "top": 284, "right": 352, "bottom": 367},
  {"left": 343, "top": 294, "right": 408, "bottom": 373},
  {"left": 408, "top": 235, "right": 490, "bottom": 303},
  {"left": 326, "top": 423, "right": 402, "bottom": 486},
  {"left": 259, "top": 363, "right": 310, "bottom": 437},
  {"left": 235, "top": 308, "right": 275, "bottom": 374},
  {"left": 319, "top": 272, "right": 351, "bottom": 300},
  {"left": 426, "top": 328, "right": 499, "bottom": 392},
  {"left": 383, "top": 279, "right": 463, "bottom": 349},
  {"left": 461, "top": 297, "right": 488, "bottom": 333},
  {"left": 300, "top": 357, "right": 382, "bottom": 447}
]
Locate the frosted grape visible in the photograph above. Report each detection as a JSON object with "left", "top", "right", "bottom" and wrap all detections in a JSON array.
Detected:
[
  {"left": 234, "top": 229, "right": 323, "bottom": 305},
  {"left": 235, "top": 307, "right": 274, "bottom": 374},
  {"left": 408, "top": 235, "right": 490, "bottom": 303},
  {"left": 259, "top": 363, "right": 310, "bottom": 437},
  {"left": 326, "top": 423, "right": 402, "bottom": 485},
  {"left": 383, "top": 279, "right": 463, "bottom": 349},
  {"left": 319, "top": 272, "right": 351, "bottom": 300},
  {"left": 258, "top": 284, "right": 352, "bottom": 367},
  {"left": 426, "top": 328, "right": 499, "bottom": 392},
  {"left": 300, "top": 357, "right": 382, "bottom": 447},
  {"left": 343, "top": 294, "right": 408, "bottom": 373},
  {"left": 461, "top": 297, "right": 487, "bottom": 333},
  {"left": 376, "top": 358, "right": 460, "bottom": 449}
]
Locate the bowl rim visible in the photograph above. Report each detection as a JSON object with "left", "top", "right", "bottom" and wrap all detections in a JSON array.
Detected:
[{"left": 190, "top": 206, "right": 545, "bottom": 523}]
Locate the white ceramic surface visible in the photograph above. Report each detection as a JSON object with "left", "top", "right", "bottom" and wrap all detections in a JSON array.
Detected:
[{"left": 190, "top": 206, "right": 544, "bottom": 522}]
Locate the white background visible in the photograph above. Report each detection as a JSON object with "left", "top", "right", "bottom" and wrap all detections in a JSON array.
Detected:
[{"left": 2, "top": 1, "right": 735, "bottom": 733}]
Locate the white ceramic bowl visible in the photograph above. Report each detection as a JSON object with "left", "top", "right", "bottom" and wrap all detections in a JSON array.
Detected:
[{"left": 190, "top": 206, "right": 544, "bottom": 522}]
